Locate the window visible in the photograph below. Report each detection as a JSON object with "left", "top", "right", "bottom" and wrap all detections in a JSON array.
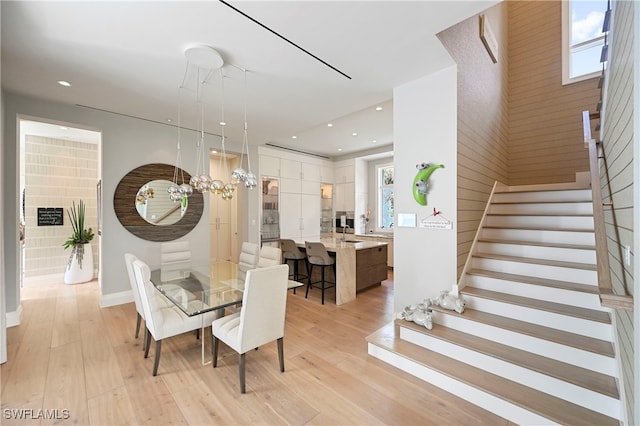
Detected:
[
  {"left": 562, "top": 0, "right": 608, "bottom": 84},
  {"left": 377, "top": 164, "right": 394, "bottom": 230}
]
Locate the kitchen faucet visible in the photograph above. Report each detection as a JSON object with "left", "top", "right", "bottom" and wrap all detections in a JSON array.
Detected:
[{"left": 342, "top": 224, "right": 351, "bottom": 241}]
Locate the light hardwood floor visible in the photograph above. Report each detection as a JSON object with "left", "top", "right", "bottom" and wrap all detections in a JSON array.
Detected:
[{"left": 1, "top": 273, "right": 507, "bottom": 425}]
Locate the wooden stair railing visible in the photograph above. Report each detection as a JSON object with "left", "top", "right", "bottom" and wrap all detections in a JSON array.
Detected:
[{"left": 582, "top": 110, "right": 633, "bottom": 311}]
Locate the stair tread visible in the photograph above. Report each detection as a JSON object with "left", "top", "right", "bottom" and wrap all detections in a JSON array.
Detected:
[
  {"left": 461, "top": 287, "right": 611, "bottom": 323},
  {"left": 474, "top": 252, "right": 597, "bottom": 270},
  {"left": 483, "top": 224, "right": 594, "bottom": 232},
  {"left": 477, "top": 238, "right": 596, "bottom": 251},
  {"left": 430, "top": 307, "right": 615, "bottom": 357},
  {"left": 367, "top": 322, "right": 619, "bottom": 426},
  {"left": 467, "top": 268, "right": 599, "bottom": 294},
  {"left": 397, "top": 319, "right": 619, "bottom": 399}
]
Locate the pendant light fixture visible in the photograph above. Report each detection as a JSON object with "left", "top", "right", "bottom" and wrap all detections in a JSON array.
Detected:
[
  {"left": 231, "top": 69, "right": 258, "bottom": 189},
  {"left": 210, "top": 68, "right": 235, "bottom": 200}
]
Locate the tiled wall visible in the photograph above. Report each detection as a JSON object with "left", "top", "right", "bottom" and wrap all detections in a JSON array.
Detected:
[{"left": 24, "top": 135, "right": 98, "bottom": 278}]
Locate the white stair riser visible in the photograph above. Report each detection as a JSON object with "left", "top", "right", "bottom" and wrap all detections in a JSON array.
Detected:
[
  {"left": 464, "top": 275, "right": 603, "bottom": 310},
  {"left": 493, "top": 189, "right": 592, "bottom": 203},
  {"left": 481, "top": 228, "right": 595, "bottom": 246},
  {"left": 485, "top": 215, "right": 594, "bottom": 230},
  {"left": 476, "top": 242, "right": 597, "bottom": 264},
  {"left": 472, "top": 257, "right": 597, "bottom": 285},
  {"left": 432, "top": 313, "right": 617, "bottom": 375},
  {"left": 400, "top": 327, "right": 621, "bottom": 419},
  {"left": 488, "top": 202, "right": 593, "bottom": 216},
  {"left": 367, "top": 343, "right": 559, "bottom": 426},
  {"left": 462, "top": 295, "right": 613, "bottom": 340}
]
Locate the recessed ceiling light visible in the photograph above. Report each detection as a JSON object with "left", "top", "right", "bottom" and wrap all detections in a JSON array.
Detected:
[
  {"left": 327, "top": 123, "right": 333, "bottom": 127},
  {"left": 291, "top": 136, "right": 297, "bottom": 139},
  {"left": 372, "top": 140, "right": 377, "bottom": 144},
  {"left": 59, "top": 126, "right": 68, "bottom": 130},
  {"left": 375, "top": 106, "right": 383, "bottom": 111},
  {"left": 166, "top": 118, "right": 173, "bottom": 123},
  {"left": 352, "top": 132, "right": 358, "bottom": 136},
  {"left": 57, "top": 80, "right": 71, "bottom": 87},
  {"left": 338, "top": 148, "right": 343, "bottom": 152},
  {"left": 211, "top": 149, "right": 218, "bottom": 154},
  {"left": 219, "top": 121, "right": 226, "bottom": 126}
]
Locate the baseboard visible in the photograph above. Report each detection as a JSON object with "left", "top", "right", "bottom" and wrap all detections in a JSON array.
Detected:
[
  {"left": 100, "top": 289, "right": 134, "bottom": 308},
  {"left": 6, "top": 305, "right": 23, "bottom": 327}
]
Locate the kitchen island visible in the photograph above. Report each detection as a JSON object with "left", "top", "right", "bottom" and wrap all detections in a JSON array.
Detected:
[{"left": 295, "top": 238, "right": 388, "bottom": 305}]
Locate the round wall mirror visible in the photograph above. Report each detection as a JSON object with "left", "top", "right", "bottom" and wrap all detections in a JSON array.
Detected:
[
  {"left": 135, "top": 179, "right": 186, "bottom": 225},
  {"left": 114, "top": 163, "right": 204, "bottom": 242}
]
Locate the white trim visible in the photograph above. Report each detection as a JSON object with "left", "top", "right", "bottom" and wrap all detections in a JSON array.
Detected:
[
  {"left": 99, "top": 289, "right": 134, "bottom": 308},
  {"left": 6, "top": 305, "right": 23, "bottom": 328}
]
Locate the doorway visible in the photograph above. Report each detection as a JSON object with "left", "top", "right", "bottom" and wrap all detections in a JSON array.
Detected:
[{"left": 19, "top": 119, "right": 102, "bottom": 286}]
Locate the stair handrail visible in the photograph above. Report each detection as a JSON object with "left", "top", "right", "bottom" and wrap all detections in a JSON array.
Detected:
[
  {"left": 456, "top": 180, "right": 506, "bottom": 294},
  {"left": 582, "top": 110, "right": 633, "bottom": 311}
]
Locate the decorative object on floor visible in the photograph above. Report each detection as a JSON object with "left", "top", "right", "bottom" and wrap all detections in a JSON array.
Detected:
[
  {"left": 230, "top": 70, "right": 258, "bottom": 189},
  {"left": 412, "top": 162, "right": 444, "bottom": 206},
  {"left": 62, "top": 200, "right": 94, "bottom": 284},
  {"left": 400, "top": 301, "right": 433, "bottom": 329},
  {"left": 429, "top": 290, "right": 466, "bottom": 314}
]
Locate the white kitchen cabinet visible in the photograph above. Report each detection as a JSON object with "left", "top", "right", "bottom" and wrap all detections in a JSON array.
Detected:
[
  {"left": 210, "top": 180, "right": 233, "bottom": 262},
  {"left": 334, "top": 164, "right": 354, "bottom": 183},
  {"left": 280, "top": 192, "right": 321, "bottom": 240},
  {"left": 260, "top": 155, "right": 280, "bottom": 177},
  {"left": 334, "top": 181, "right": 355, "bottom": 212},
  {"left": 279, "top": 158, "right": 301, "bottom": 180}
]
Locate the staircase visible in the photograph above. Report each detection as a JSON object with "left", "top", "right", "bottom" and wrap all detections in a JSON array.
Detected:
[{"left": 367, "top": 182, "right": 622, "bottom": 425}]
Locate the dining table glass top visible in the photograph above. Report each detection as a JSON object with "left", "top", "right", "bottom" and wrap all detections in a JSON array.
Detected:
[{"left": 149, "top": 260, "right": 300, "bottom": 317}]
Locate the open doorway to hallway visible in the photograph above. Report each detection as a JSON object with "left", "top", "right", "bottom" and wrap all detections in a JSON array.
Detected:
[{"left": 18, "top": 119, "right": 102, "bottom": 289}]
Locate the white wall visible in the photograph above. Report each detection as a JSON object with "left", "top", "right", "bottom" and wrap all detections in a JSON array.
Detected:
[
  {"left": 2, "top": 92, "right": 216, "bottom": 310},
  {"left": 0, "top": 5, "right": 7, "bottom": 361},
  {"left": 393, "top": 65, "right": 458, "bottom": 312}
]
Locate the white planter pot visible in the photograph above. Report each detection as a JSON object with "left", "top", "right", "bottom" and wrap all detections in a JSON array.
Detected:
[{"left": 64, "top": 243, "right": 94, "bottom": 285}]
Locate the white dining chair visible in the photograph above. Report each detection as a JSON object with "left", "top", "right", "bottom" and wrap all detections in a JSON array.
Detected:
[
  {"left": 257, "top": 246, "right": 282, "bottom": 268},
  {"left": 211, "top": 264, "right": 289, "bottom": 393},
  {"left": 124, "top": 253, "right": 173, "bottom": 351},
  {"left": 132, "top": 258, "right": 219, "bottom": 376},
  {"left": 238, "top": 242, "right": 259, "bottom": 278},
  {"left": 160, "top": 241, "right": 191, "bottom": 263}
]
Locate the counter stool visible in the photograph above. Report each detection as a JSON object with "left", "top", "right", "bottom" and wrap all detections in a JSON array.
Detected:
[
  {"left": 304, "top": 241, "right": 335, "bottom": 305},
  {"left": 280, "top": 239, "right": 308, "bottom": 294}
]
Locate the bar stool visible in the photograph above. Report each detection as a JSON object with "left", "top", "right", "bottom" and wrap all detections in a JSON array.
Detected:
[
  {"left": 304, "top": 241, "right": 335, "bottom": 305},
  {"left": 280, "top": 239, "right": 308, "bottom": 294}
]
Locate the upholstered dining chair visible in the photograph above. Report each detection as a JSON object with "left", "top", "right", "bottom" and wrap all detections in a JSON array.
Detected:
[
  {"left": 305, "top": 241, "right": 336, "bottom": 305},
  {"left": 257, "top": 246, "right": 282, "bottom": 267},
  {"left": 132, "top": 258, "right": 219, "bottom": 376},
  {"left": 211, "top": 264, "right": 289, "bottom": 393},
  {"left": 124, "top": 253, "right": 171, "bottom": 350},
  {"left": 160, "top": 241, "right": 191, "bottom": 263},
  {"left": 238, "top": 242, "right": 259, "bottom": 279}
]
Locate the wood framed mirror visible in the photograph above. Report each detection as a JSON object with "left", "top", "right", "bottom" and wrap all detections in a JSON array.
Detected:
[{"left": 114, "top": 163, "right": 204, "bottom": 242}]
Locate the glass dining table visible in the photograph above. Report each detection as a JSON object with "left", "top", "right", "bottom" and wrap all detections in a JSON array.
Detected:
[{"left": 149, "top": 260, "right": 301, "bottom": 364}]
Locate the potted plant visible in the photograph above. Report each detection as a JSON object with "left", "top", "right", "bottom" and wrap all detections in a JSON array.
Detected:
[{"left": 63, "top": 200, "right": 95, "bottom": 284}]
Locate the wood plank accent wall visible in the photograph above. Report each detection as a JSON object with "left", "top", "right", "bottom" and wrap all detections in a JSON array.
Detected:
[
  {"left": 507, "top": 1, "right": 601, "bottom": 185},
  {"left": 600, "top": 1, "right": 635, "bottom": 422},
  {"left": 24, "top": 136, "right": 98, "bottom": 277},
  {"left": 438, "top": 2, "right": 509, "bottom": 277}
]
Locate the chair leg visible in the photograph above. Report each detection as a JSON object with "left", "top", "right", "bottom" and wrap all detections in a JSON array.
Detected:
[
  {"left": 305, "top": 265, "right": 314, "bottom": 299},
  {"left": 195, "top": 328, "right": 200, "bottom": 340},
  {"left": 152, "top": 340, "right": 162, "bottom": 376},
  {"left": 277, "top": 337, "right": 285, "bottom": 373},
  {"left": 239, "top": 353, "right": 246, "bottom": 393},
  {"left": 144, "top": 329, "right": 151, "bottom": 357},
  {"left": 292, "top": 260, "right": 298, "bottom": 294},
  {"left": 212, "top": 335, "right": 219, "bottom": 368},
  {"left": 321, "top": 266, "right": 326, "bottom": 305},
  {"left": 135, "top": 313, "right": 142, "bottom": 338}
]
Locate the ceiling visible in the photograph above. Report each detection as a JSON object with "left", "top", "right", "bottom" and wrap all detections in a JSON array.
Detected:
[{"left": 2, "top": 1, "right": 497, "bottom": 159}]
